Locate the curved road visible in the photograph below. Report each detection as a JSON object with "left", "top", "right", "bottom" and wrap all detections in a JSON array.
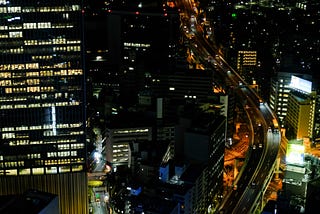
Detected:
[{"left": 175, "top": 0, "right": 281, "bottom": 213}]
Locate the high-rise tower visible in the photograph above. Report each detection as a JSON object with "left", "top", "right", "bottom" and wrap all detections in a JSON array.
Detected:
[{"left": 0, "top": 1, "right": 87, "bottom": 213}]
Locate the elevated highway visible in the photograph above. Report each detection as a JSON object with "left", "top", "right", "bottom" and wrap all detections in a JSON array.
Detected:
[{"left": 175, "top": 0, "right": 281, "bottom": 213}]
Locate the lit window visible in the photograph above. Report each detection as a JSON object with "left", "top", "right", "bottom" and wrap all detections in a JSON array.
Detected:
[
  {"left": 9, "top": 31, "right": 22, "bottom": 38},
  {"left": 68, "top": 69, "right": 82, "bottom": 75},
  {"left": 0, "top": 25, "right": 7, "bottom": 30},
  {"left": 2, "top": 133, "right": 15, "bottom": 139},
  {"left": 27, "top": 86, "right": 40, "bottom": 92},
  {"left": 37, "top": 22, "right": 51, "bottom": 29},
  {"left": 0, "top": 7, "right": 7, "bottom": 13},
  {"left": 63, "top": 13, "right": 69, "bottom": 19},
  {"left": 7, "top": 6, "right": 21, "bottom": 13}
]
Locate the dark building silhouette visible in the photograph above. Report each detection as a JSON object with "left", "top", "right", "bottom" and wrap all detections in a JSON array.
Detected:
[{"left": 85, "top": 0, "right": 180, "bottom": 108}]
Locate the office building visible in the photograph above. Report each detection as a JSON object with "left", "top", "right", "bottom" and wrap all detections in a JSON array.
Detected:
[
  {"left": 236, "top": 50, "right": 257, "bottom": 81},
  {"left": 312, "top": 93, "right": 320, "bottom": 145},
  {"left": 280, "top": 140, "right": 320, "bottom": 213},
  {"left": 0, "top": 1, "right": 87, "bottom": 213},
  {"left": 284, "top": 76, "right": 316, "bottom": 140},
  {"left": 174, "top": 109, "right": 226, "bottom": 213},
  {"left": 104, "top": 123, "right": 153, "bottom": 167},
  {"left": 269, "top": 72, "right": 312, "bottom": 126}
]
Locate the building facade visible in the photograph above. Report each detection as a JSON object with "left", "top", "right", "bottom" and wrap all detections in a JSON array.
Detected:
[
  {"left": 269, "top": 72, "right": 312, "bottom": 126},
  {"left": 236, "top": 50, "right": 257, "bottom": 82},
  {"left": 0, "top": 1, "right": 87, "bottom": 213},
  {"left": 104, "top": 126, "right": 153, "bottom": 167},
  {"left": 285, "top": 91, "right": 316, "bottom": 140},
  {"left": 283, "top": 75, "right": 316, "bottom": 140}
]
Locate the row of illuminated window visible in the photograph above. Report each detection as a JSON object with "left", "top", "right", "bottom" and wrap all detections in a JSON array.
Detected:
[
  {"left": 53, "top": 46, "right": 81, "bottom": 52},
  {"left": 28, "top": 153, "right": 41, "bottom": 159},
  {"left": 0, "top": 45, "right": 80, "bottom": 53},
  {"left": 8, "top": 139, "right": 79, "bottom": 146},
  {"left": 24, "top": 22, "right": 52, "bottom": 29},
  {"left": 45, "top": 123, "right": 82, "bottom": 129},
  {"left": 113, "top": 128, "right": 149, "bottom": 134},
  {"left": 0, "top": 165, "right": 83, "bottom": 175},
  {"left": 240, "top": 60, "right": 256, "bottom": 63},
  {"left": 0, "top": 160, "right": 83, "bottom": 171},
  {"left": 0, "top": 23, "right": 74, "bottom": 31},
  {"left": 24, "top": 38, "right": 80, "bottom": 45},
  {"left": 47, "top": 151, "right": 77, "bottom": 157},
  {"left": 2, "top": 133, "right": 15, "bottom": 139},
  {"left": 0, "top": 70, "right": 82, "bottom": 78},
  {"left": 123, "top": 42, "right": 150, "bottom": 48},
  {"left": 241, "top": 63, "right": 256, "bottom": 66},
  {"left": 32, "top": 55, "right": 52, "bottom": 60},
  {"left": 9, "top": 140, "right": 29, "bottom": 146},
  {"left": 58, "top": 143, "right": 84, "bottom": 150},
  {"left": 0, "top": 62, "right": 73, "bottom": 71},
  {"left": 278, "top": 88, "right": 291, "bottom": 93},
  {"left": 44, "top": 130, "right": 84, "bottom": 137},
  {"left": 278, "top": 93, "right": 289, "bottom": 97},
  {"left": 4, "top": 86, "right": 54, "bottom": 93},
  {"left": 0, "top": 152, "right": 83, "bottom": 162},
  {"left": 2, "top": 123, "right": 81, "bottom": 132},
  {"left": 113, "top": 153, "right": 129, "bottom": 158},
  {"left": 4, "top": 22, "right": 52, "bottom": 30},
  {"left": 44, "top": 158, "right": 84, "bottom": 166},
  {"left": 8, "top": 31, "right": 22, "bottom": 38},
  {"left": 70, "top": 131, "right": 84, "bottom": 135},
  {"left": 277, "top": 107, "right": 288, "bottom": 111},
  {"left": 113, "top": 144, "right": 128, "bottom": 148},
  {"left": 0, "top": 101, "right": 80, "bottom": 109},
  {"left": 237, "top": 61, "right": 256, "bottom": 65},
  {"left": 0, "top": 6, "right": 21, "bottom": 13},
  {"left": 3, "top": 79, "right": 38, "bottom": 86},
  {"left": 11, "top": 47, "right": 30, "bottom": 56},
  {"left": 0, "top": 63, "right": 38, "bottom": 70},
  {"left": 0, "top": 161, "right": 24, "bottom": 168},
  {"left": 238, "top": 56, "right": 257, "bottom": 60},
  {"left": 43, "top": 130, "right": 55, "bottom": 136},
  {"left": 277, "top": 98, "right": 288, "bottom": 102},
  {"left": 113, "top": 149, "right": 129, "bottom": 153},
  {"left": 238, "top": 51, "right": 257, "bottom": 54},
  {"left": 0, "top": 33, "right": 8, "bottom": 38},
  {"left": 0, "top": 93, "right": 71, "bottom": 102},
  {"left": 0, "top": 5, "right": 80, "bottom": 13},
  {"left": 113, "top": 158, "right": 129, "bottom": 162}
]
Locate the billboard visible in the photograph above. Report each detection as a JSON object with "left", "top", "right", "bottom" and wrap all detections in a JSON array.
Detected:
[
  {"left": 289, "top": 75, "right": 312, "bottom": 94},
  {"left": 286, "top": 142, "right": 305, "bottom": 166}
]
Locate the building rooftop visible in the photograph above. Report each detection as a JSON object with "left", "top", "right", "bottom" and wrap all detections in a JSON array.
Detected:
[{"left": 0, "top": 189, "right": 58, "bottom": 214}]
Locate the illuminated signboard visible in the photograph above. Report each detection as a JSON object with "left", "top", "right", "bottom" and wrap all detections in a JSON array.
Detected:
[
  {"left": 286, "top": 143, "right": 305, "bottom": 166},
  {"left": 289, "top": 75, "right": 312, "bottom": 94}
]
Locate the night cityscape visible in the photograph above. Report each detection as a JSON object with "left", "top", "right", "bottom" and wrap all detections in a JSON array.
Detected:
[{"left": 0, "top": 0, "right": 320, "bottom": 214}]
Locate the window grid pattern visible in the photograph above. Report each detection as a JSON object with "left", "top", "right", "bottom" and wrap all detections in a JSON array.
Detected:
[{"left": 0, "top": 0, "right": 85, "bottom": 176}]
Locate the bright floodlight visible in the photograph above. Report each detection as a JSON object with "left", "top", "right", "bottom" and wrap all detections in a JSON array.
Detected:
[{"left": 93, "top": 152, "right": 102, "bottom": 163}]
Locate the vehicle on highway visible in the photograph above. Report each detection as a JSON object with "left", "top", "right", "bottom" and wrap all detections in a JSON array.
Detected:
[{"left": 233, "top": 184, "right": 238, "bottom": 190}]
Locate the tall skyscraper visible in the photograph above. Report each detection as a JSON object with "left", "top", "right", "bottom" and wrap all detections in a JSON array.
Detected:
[{"left": 0, "top": 1, "right": 87, "bottom": 213}]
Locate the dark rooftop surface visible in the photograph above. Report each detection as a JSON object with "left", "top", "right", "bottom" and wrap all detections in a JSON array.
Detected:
[{"left": 0, "top": 189, "right": 58, "bottom": 214}]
